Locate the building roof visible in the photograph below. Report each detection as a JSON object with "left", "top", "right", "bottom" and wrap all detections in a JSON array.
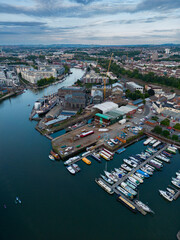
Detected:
[
  {"left": 117, "top": 105, "right": 138, "bottom": 114},
  {"left": 93, "top": 101, "right": 118, "bottom": 114},
  {"left": 95, "top": 113, "right": 112, "bottom": 120},
  {"left": 126, "top": 82, "right": 143, "bottom": 89},
  {"left": 132, "top": 98, "right": 143, "bottom": 105}
]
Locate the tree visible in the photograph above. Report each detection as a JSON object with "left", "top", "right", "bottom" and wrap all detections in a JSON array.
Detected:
[
  {"left": 174, "top": 123, "right": 180, "bottom": 130},
  {"left": 153, "top": 126, "right": 162, "bottom": 134},
  {"left": 148, "top": 89, "right": 155, "bottom": 96},
  {"left": 160, "top": 118, "right": 170, "bottom": 126},
  {"left": 162, "top": 130, "right": 170, "bottom": 137},
  {"left": 172, "top": 135, "right": 178, "bottom": 141}
]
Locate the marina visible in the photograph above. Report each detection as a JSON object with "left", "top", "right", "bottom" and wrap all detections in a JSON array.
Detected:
[{"left": 0, "top": 67, "right": 180, "bottom": 239}]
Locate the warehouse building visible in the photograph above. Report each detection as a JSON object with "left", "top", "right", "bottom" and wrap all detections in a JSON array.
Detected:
[
  {"left": 126, "top": 82, "right": 144, "bottom": 93},
  {"left": 92, "top": 101, "right": 118, "bottom": 114}
]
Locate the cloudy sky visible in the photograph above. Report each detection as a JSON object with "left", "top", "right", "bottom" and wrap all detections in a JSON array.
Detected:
[{"left": 0, "top": 0, "right": 179, "bottom": 45}]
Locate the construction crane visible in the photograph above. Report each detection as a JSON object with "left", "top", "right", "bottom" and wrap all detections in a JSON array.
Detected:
[{"left": 103, "top": 53, "right": 113, "bottom": 100}]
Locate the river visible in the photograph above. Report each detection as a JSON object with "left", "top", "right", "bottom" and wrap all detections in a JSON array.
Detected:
[{"left": 0, "top": 68, "right": 179, "bottom": 240}]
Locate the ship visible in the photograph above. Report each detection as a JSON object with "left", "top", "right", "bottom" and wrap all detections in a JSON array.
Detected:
[{"left": 33, "top": 94, "right": 58, "bottom": 116}]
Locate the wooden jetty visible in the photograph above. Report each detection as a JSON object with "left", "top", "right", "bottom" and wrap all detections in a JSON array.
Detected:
[{"left": 111, "top": 144, "right": 168, "bottom": 190}]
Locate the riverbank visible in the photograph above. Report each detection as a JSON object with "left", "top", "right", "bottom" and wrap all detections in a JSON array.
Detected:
[{"left": 0, "top": 74, "right": 180, "bottom": 239}]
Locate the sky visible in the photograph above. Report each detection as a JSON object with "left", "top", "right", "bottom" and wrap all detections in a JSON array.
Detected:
[{"left": 0, "top": 0, "right": 179, "bottom": 45}]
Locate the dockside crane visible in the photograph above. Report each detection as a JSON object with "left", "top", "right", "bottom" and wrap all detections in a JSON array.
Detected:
[{"left": 103, "top": 53, "right": 113, "bottom": 100}]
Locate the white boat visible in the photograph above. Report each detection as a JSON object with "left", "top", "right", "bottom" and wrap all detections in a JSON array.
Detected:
[
  {"left": 131, "top": 174, "right": 143, "bottom": 183},
  {"left": 171, "top": 180, "right": 180, "bottom": 188},
  {"left": 114, "top": 168, "right": 126, "bottom": 176},
  {"left": 121, "top": 164, "right": 132, "bottom": 172},
  {"left": 143, "top": 137, "right": 153, "bottom": 145},
  {"left": 121, "top": 182, "right": 137, "bottom": 196},
  {"left": 100, "top": 174, "right": 114, "bottom": 185},
  {"left": 149, "top": 139, "right": 156, "bottom": 145},
  {"left": 49, "top": 155, "right": 55, "bottom": 161},
  {"left": 141, "top": 167, "right": 153, "bottom": 175},
  {"left": 104, "top": 171, "right": 118, "bottom": 182},
  {"left": 128, "top": 176, "right": 140, "bottom": 185},
  {"left": 72, "top": 163, "right": 81, "bottom": 172},
  {"left": 123, "top": 159, "right": 137, "bottom": 168},
  {"left": 82, "top": 151, "right": 91, "bottom": 157},
  {"left": 134, "top": 200, "right": 154, "bottom": 213},
  {"left": 172, "top": 177, "right": 180, "bottom": 182},
  {"left": 95, "top": 178, "right": 114, "bottom": 194},
  {"left": 176, "top": 172, "right": 180, "bottom": 177},
  {"left": 135, "top": 172, "right": 144, "bottom": 179},
  {"left": 66, "top": 165, "right": 76, "bottom": 175},
  {"left": 152, "top": 140, "right": 161, "bottom": 148},
  {"left": 159, "top": 190, "right": 173, "bottom": 201},
  {"left": 166, "top": 188, "right": 175, "bottom": 195},
  {"left": 64, "top": 156, "right": 80, "bottom": 165},
  {"left": 156, "top": 154, "right": 170, "bottom": 163}
]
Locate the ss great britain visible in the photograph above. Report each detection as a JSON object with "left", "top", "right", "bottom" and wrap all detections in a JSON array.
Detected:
[{"left": 32, "top": 94, "right": 58, "bottom": 116}]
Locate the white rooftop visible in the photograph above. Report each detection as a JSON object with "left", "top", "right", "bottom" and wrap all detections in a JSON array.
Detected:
[{"left": 93, "top": 101, "right": 118, "bottom": 114}]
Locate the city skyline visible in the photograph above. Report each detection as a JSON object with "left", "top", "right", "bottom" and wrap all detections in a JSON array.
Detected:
[{"left": 0, "top": 0, "right": 179, "bottom": 45}]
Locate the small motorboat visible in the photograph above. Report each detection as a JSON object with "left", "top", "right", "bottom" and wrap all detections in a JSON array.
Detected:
[
  {"left": 49, "top": 155, "right": 55, "bottom": 161},
  {"left": 66, "top": 165, "right": 76, "bottom": 175}
]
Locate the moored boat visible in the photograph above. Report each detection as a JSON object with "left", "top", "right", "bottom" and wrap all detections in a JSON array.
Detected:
[
  {"left": 121, "top": 164, "right": 132, "bottom": 172},
  {"left": 49, "top": 155, "right": 55, "bottom": 161},
  {"left": 121, "top": 182, "right": 137, "bottom": 196},
  {"left": 72, "top": 163, "right": 81, "bottom": 172},
  {"left": 91, "top": 153, "right": 102, "bottom": 163},
  {"left": 100, "top": 174, "right": 114, "bottom": 185},
  {"left": 159, "top": 190, "right": 173, "bottom": 201},
  {"left": 171, "top": 180, "right": 180, "bottom": 188},
  {"left": 116, "top": 186, "right": 133, "bottom": 199},
  {"left": 104, "top": 171, "right": 118, "bottom": 182},
  {"left": 166, "top": 188, "right": 175, "bottom": 195},
  {"left": 117, "top": 195, "right": 137, "bottom": 213},
  {"left": 50, "top": 150, "right": 60, "bottom": 159},
  {"left": 95, "top": 178, "right": 114, "bottom": 194},
  {"left": 134, "top": 200, "right": 154, "bottom": 213},
  {"left": 82, "top": 157, "right": 91, "bottom": 165},
  {"left": 66, "top": 165, "right": 76, "bottom": 175}
]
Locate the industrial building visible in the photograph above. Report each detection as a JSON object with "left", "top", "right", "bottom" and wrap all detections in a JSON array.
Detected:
[
  {"left": 92, "top": 101, "right": 118, "bottom": 114},
  {"left": 58, "top": 86, "right": 85, "bottom": 97},
  {"left": 126, "top": 82, "right": 144, "bottom": 93},
  {"left": 94, "top": 102, "right": 138, "bottom": 126},
  {"left": 82, "top": 70, "right": 109, "bottom": 84}
]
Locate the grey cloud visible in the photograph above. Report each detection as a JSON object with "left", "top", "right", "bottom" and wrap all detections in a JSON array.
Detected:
[
  {"left": 136, "top": 0, "right": 180, "bottom": 12},
  {"left": 0, "top": 21, "right": 46, "bottom": 27}
]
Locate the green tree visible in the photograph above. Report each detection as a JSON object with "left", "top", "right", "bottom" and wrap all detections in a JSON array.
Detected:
[
  {"left": 153, "top": 126, "right": 162, "bottom": 134},
  {"left": 160, "top": 118, "right": 170, "bottom": 126},
  {"left": 172, "top": 135, "right": 178, "bottom": 141},
  {"left": 174, "top": 123, "right": 180, "bottom": 130},
  {"left": 162, "top": 130, "right": 170, "bottom": 137}
]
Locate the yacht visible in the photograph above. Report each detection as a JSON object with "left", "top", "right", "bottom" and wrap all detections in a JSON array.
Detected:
[
  {"left": 171, "top": 180, "right": 180, "bottom": 188},
  {"left": 135, "top": 200, "right": 154, "bottom": 213},
  {"left": 166, "top": 188, "right": 175, "bottom": 195},
  {"left": 66, "top": 165, "right": 76, "bottom": 175},
  {"left": 100, "top": 174, "right": 114, "bottom": 185},
  {"left": 121, "top": 164, "right": 132, "bottom": 172},
  {"left": 159, "top": 190, "right": 173, "bottom": 201},
  {"left": 104, "top": 171, "right": 118, "bottom": 182},
  {"left": 72, "top": 163, "right": 81, "bottom": 172}
]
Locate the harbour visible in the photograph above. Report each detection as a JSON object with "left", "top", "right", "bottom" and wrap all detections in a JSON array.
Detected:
[{"left": 0, "top": 68, "right": 180, "bottom": 240}]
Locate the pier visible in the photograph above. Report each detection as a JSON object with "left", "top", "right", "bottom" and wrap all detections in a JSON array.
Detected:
[
  {"left": 111, "top": 144, "right": 167, "bottom": 190},
  {"left": 97, "top": 144, "right": 168, "bottom": 215}
]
